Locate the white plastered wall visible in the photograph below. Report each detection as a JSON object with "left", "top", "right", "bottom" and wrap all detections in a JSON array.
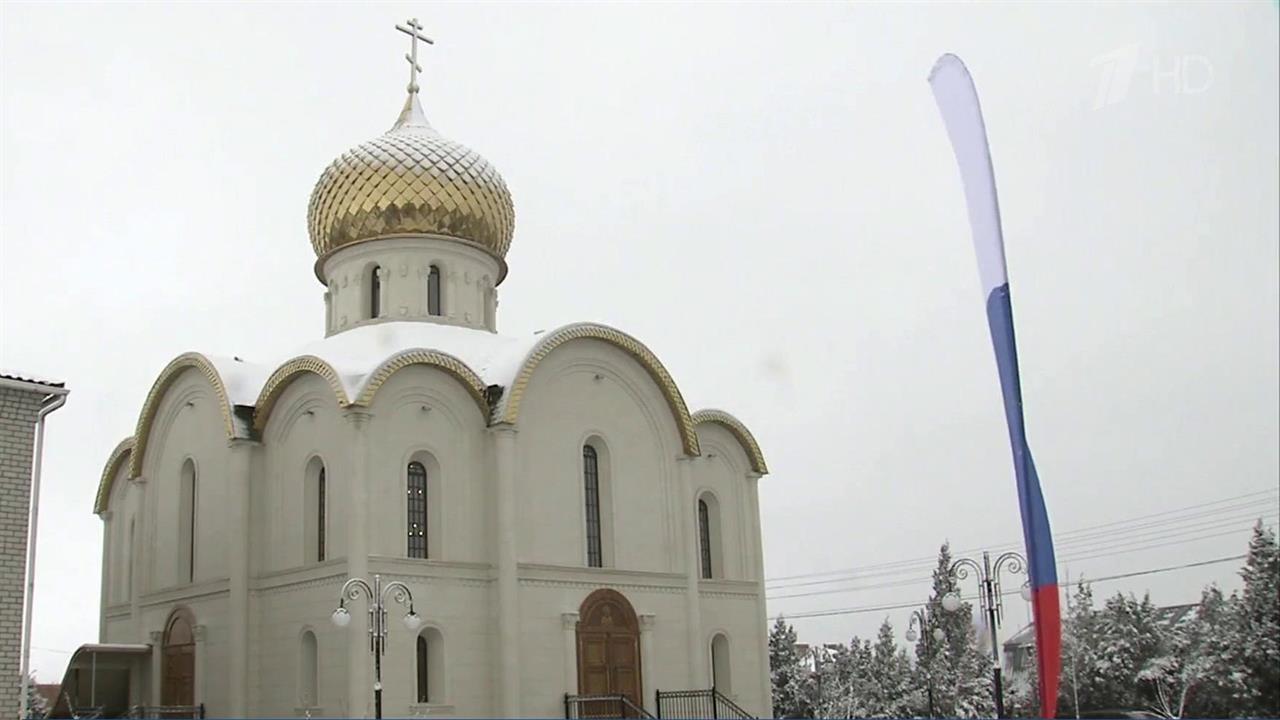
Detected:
[{"left": 513, "top": 339, "right": 681, "bottom": 572}]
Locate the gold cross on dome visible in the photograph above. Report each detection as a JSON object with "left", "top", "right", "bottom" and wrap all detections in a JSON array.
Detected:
[{"left": 395, "top": 18, "right": 434, "bottom": 95}]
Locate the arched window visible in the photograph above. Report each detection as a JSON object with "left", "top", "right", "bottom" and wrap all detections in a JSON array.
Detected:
[
  {"left": 416, "top": 634, "right": 429, "bottom": 702},
  {"left": 407, "top": 461, "right": 427, "bottom": 559},
  {"left": 179, "top": 460, "right": 197, "bottom": 583},
  {"left": 583, "top": 445, "right": 602, "bottom": 568},
  {"left": 698, "top": 498, "right": 713, "bottom": 579},
  {"left": 369, "top": 264, "right": 382, "bottom": 319},
  {"left": 305, "top": 458, "right": 327, "bottom": 564},
  {"left": 710, "top": 633, "right": 732, "bottom": 693},
  {"left": 317, "top": 467, "right": 327, "bottom": 562},
  {"left": 427, "top": 264, "right": 442, "bottom": 316},
  {"left": 300, "top": 630, "right": 318, "bottom": 706},
  {"left": 415, "top": 627, "right": 444, "bottom": 704}
]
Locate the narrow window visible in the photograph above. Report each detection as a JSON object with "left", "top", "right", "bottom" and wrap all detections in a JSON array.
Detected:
[
  {"left": 416, "top": 634, "right": 430, "bottom": 702},
  {"left": 407, "top": 461, "right": 427, "bottom": 559},
  {"left": 301, "top": 631, "right": 318, "bottom": 706},
  {"left": 583, "top": 446, "right": 602, "bottom": 568},
  {"left": 427, "top": 265, "right": 442, "bottom": 316},
  {"left": 317, "top": 467, "right": 327, "bottom": 562},
  {"left": 179, "top": 460, "right": 197, "bottom": 583},
  {"left": 370, "top": 265, "right": 382, "bottom": 319},
  {"left": 698, "top": 498, "right": 713, "bottom": 579}
]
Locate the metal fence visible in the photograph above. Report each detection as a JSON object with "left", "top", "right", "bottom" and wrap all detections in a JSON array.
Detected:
[
  {"left": 564, "top": 693, "right": 655, "bottom": 719},
  {"left": 655, "top": 688, "right": 754, "bottom": 719},
  {"left": 126, "top": 705, "right": 206, "bottom": 719}
]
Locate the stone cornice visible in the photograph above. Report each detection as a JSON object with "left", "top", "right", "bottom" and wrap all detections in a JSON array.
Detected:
[
  {"left": 518, "top": 562, "right": 686, "bottom": 588},
  {"left": 139, "top": 578, "right": 230, "bottom": 608}
]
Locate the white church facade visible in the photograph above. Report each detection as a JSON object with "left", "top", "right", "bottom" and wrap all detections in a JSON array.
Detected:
[{"left": 71, "top": 23, "right": 772, "bottom": 720}]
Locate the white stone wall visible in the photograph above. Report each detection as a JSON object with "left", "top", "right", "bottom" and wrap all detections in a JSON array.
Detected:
[
  {"left": 514, "top": 339, "right": 682, "bottom": 572},
  {"left": 0, "top": 387, "right": 43, "bottom": 716},
  {"left": 321, "top": 237, "right": 501, "bottom": 336},
  {"left": 95, "top": 334, "right": 770, "bottom": 717}
]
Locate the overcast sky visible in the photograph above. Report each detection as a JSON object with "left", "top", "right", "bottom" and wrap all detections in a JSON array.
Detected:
[{"left": 2, "top": 2, "right": 1277, "bottom": 681}]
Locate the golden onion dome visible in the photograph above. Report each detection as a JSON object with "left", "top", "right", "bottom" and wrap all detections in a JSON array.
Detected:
[{"left": 307, "top": 94, "right": 515, "bottom": 273}]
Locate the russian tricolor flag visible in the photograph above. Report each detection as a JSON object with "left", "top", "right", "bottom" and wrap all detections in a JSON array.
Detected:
[{"left": 928, "top": 54, "right": 1062, "bottom": 719}]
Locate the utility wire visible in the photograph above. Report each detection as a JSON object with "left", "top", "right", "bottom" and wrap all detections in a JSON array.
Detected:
[
  {"left": 765, "top": 488, "right": 1277, "bottom": 587},
  {"left": 766, "top": 518, "right": 1273, "bottom": 601},
  {"left": 767, "top": 512, "right": 1275, "bottom": 598},
  {"left": 768, "top": 553, "right": 1247, "bottom": 621}
]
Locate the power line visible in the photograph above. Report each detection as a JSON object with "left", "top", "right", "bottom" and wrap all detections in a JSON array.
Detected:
[
  {"left": 766, "top": 513, "right": 1275, "bottom": 599},
  {"left": 768, "top": 553, "right": 1246, "bottom": 622},
  {"left": 765, "top": 488, "right": 1277, "bottom": 587}
]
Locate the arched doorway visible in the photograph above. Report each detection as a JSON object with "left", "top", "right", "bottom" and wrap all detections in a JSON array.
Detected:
[
  {"left": 577, "top": 589, "right": 642, "bottom": 708},
  {"left": 161, "top": 608, "right": 195, "bottom": 706}
]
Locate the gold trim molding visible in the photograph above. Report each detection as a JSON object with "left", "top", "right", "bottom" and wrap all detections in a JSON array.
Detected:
[
  {"left": 498, "top": 323, "right": 700, "bottom": 457},
  {"left": 94, "top": 436, "right": 135, "bottom": 514},
  {"left": 252, "top": 355, "right": 351, "bottom": 433},
  {"left": 129, "top": 353, "right": 236, "bottom": 479},
  {"left": 691, "top": 409, "right": 769, "bottom": 475},
  {"left": 356, "top": 349, "right": 490, "bottom": 418}
]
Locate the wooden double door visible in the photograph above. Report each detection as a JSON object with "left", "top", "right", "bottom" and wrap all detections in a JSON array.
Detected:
[
  {"left": 576, "top": 589, "right": 642, "bottom": 711},
  {"left": 161, "top": 609, "right": 195, "bottom": 706}
]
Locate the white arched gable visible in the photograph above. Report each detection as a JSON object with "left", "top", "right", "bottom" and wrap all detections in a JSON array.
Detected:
[{"left": 497, "top": 323, "right": 700, "bottom": 457}]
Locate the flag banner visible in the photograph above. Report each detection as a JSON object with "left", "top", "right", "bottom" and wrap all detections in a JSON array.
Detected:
[{"left": 928, "top": 53, "right": 1061, "bottom": 719}]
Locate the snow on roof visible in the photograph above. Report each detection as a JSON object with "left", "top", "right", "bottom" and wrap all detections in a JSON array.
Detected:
[
  {"left": 0, "top": 369, "right": 66, "bottom": 389},
  {"left": 295, "top": 321, "right": 544, "bottom": 399},
  {"left": 189, "top": 322, "right": 546, "bottom": 419},
  {"left": 205, "top": 355, "right": 274, "bottom": 406}
]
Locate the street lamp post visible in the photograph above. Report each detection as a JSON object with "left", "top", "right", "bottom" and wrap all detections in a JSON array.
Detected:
[
  {"left": 332, "top": 574, "right": 424, "bottom": 719},
  {"left": 905, "top": 606, "right": 945, "bottom": 719},
  {"left": 942, "top": 551, "right": 1030, "bottom": 719}
]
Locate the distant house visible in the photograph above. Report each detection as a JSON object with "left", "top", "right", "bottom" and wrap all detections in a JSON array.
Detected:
[
  {"left": 795, "top": 643, "right": 846, "bottom": 672},
  {"left": 1002, "top": 603, "right": 1197, "bottom": 674}
]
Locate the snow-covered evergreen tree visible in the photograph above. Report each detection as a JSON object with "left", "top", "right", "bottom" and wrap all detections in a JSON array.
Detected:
[
  {"left": 24, "top": 674, "right": 49, "bottom": 720},
  {"left": 865, "top": 620, "right": 914, "bottom": 717},
  {"left": 1136, "top": 587, "right": 1226, "bottom": 718},
  {"left": 915, "top": 542, "right": 994, "bottom": 718},
  {"left": 1232, "top": 521, "right": 1279, "bottom": 716},
  {"left": 1059, "top": 581, "right": 1101, "bottom": 716},
  {"left": 769, "top": 616, "right": 811, "bottom": 718},
  {"left": 1093, "top": 591, "right": 1163, "bottom": 709}
]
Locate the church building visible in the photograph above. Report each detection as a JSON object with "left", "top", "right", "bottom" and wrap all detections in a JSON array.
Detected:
[{"left": 71, "top": 22, "right": 771, "bottom": 719}]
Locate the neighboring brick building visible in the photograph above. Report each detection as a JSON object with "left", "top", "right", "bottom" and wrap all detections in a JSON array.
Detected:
[{"left": 0, "top": 372, "right": 68, "bottom": 717}]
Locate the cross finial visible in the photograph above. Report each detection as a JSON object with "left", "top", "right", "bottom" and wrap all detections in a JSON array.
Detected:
[{"left": 395, "top": 18, "right": 434, "bottom": 95}]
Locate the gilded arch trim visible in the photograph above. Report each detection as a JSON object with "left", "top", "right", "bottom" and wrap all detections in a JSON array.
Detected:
[
  {"left": 252, "top": 355, "right": 351, "bottom": 433},
  {"left": 129, "top": 353, "right": 235, "bottom": 479},
  {"left": 499, "top": 323, "right": 700, "bottom": 456},
  {"left": 355, "top": 349, "right": 490, "bottom": 418},
  {"left": 94, "top": 436, "right": 136, "bottom": 515},
  {"left": 691, "top": 409, "right": 769, "bottom": 475}
]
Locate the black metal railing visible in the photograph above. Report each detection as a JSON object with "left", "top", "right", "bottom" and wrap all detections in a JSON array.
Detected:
[
  {"left": 655, "top": 688, "right": 754, "bottom": 719},
  {"left": 565, "top": 693, "right": 655, "bottom": 719},
  {"left": 126, "top": 704, "right": 205, "bottom": 719}
]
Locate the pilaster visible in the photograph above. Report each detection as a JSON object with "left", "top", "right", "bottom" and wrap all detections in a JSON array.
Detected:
[
  {"left": 561, "top": 612, "right": 579, "bottom": 697},
  {"left": 226, "top": 438, "right": 256, "bottom": 716},
  {"left": 677, "top": 456, "right": 705, "bottom": 686},
  {"left": 639, "top": 614, "right": 656, "bottom": 714},
  {"left": 192, "top": 624, "right": 207, "bottom": 707},
  {"left": 492, "top": 424, "right": 520, "bottom": 714},
  {"left": 747, "top": 471, "right": 770, "bottom": 716},
  {"left": 344, "top": 409, "right": 373, "bottom": 717},
  {"left": 98, "top": 511, "right": 113, "bottom": 643},
  {"left": 149, "top": 630, "right": 163, "bottom": 706}
]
